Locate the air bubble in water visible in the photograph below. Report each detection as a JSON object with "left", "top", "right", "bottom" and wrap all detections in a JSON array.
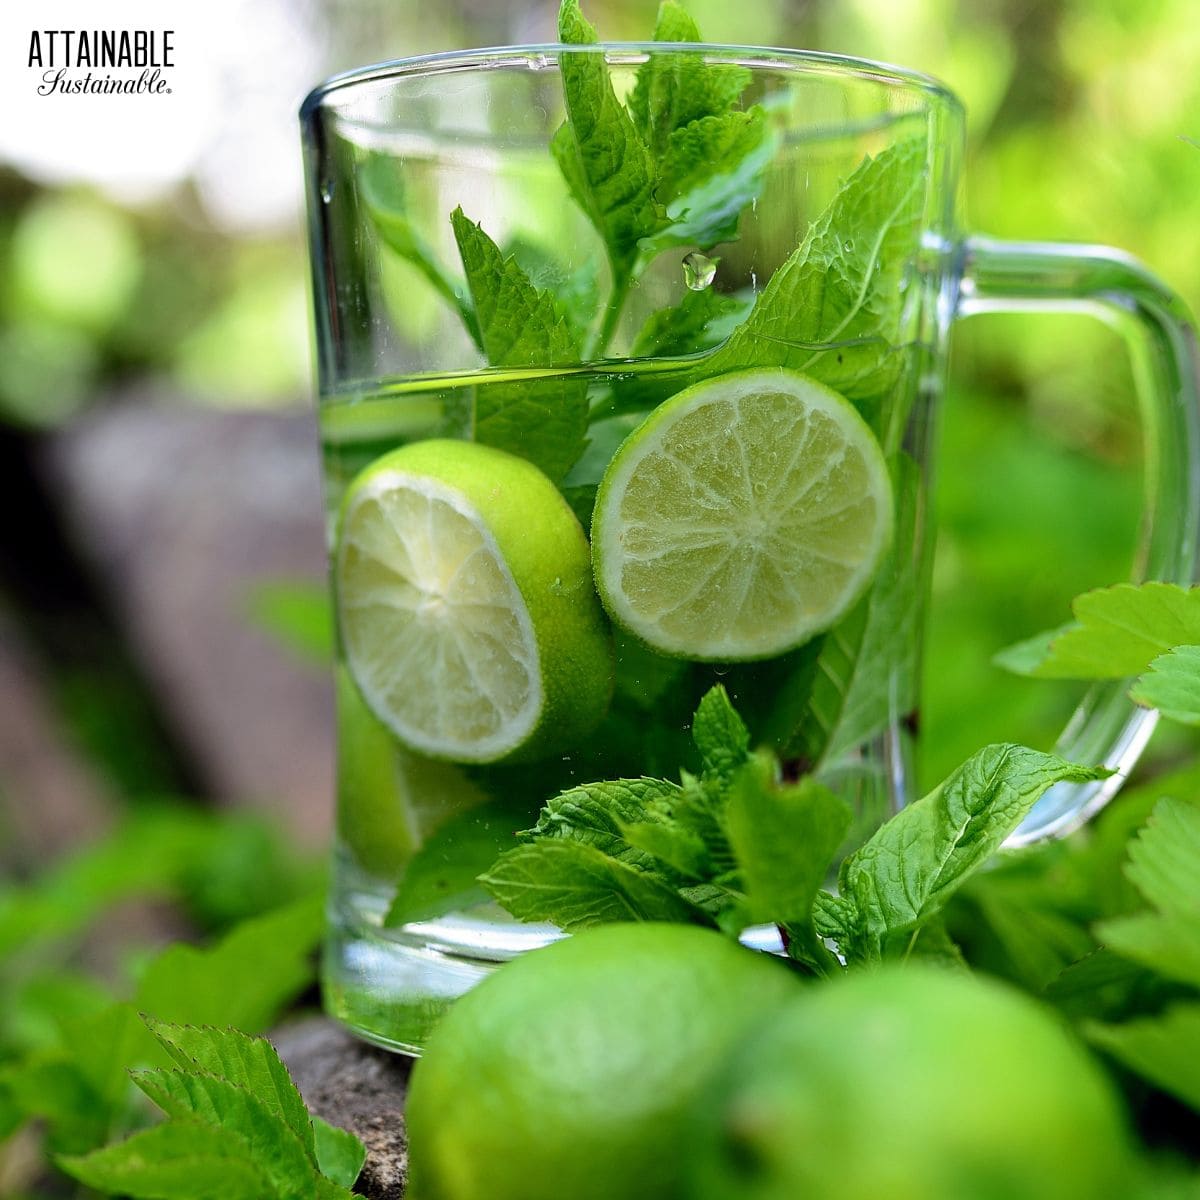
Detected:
[
  {"left": 320, "top": 179, "right": 335, "bottom": 204},
  {"left": 682, "top": 251, "right": 717, "bottom": 291}
]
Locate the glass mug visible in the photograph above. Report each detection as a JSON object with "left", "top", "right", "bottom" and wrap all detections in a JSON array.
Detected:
[{"left": 300, "top": 44, "right": 1200, "bottom": 1053}]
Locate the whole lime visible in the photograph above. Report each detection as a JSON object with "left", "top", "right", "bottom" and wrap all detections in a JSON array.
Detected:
[
  {"left": 404, "top": 923, "right": 800, "bottom": 1200},
  {"left": 686, "top": 964, "right": 1134, "bottom": 1200}
]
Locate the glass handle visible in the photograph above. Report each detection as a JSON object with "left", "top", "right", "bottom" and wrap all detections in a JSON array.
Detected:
[{"left": 954, "top": 235, "right": 1200, "bottom": 844}]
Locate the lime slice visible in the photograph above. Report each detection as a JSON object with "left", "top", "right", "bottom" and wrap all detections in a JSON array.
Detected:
[
  {"left": 592, "top": 369, "right": 893, "bottom": 660},
  {"left": 336, "top": 439, "right": 613, "bottom": 762}
]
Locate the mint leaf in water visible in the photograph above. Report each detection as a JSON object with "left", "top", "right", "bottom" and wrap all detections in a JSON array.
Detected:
[
  {"left": 359, "top": 155, "right": 481, "bottom": 350},
  {"left": 631, "top": 286, "right": 749, "bottom": 357},
  {"left": 555, "top": 0, "right": 663, "bottom": 287},
  {"left": 725, "top": 754, "right": 851, "bottom": 973},
  {"left": 385, "top": 806, "right": 522, "bottom": 927},
  {"left": 836, "top": 745, "right": 1110, "bottom": 961},
  {"left": 479, "top": 839, "right": 701, "bottom": 929},
  {"left": 627, "top": 1, "right": 750, "bottom": 156},
  {"left": 706, "top": 135, "right": 926, "bottom": 406},
  {"left": 996, "top": 583, "right": 1200, "bottom": 679},
  {"left": 451, "top": 208, "right": 580, "bottom": 366},
  {"left": 791, "top": 454, "right": 921, "bottom": 769},
  {"left": 691, "top": 683, "right": 751, "bottom": 782}
]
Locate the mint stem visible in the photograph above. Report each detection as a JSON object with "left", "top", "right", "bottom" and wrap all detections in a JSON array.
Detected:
[{"left": 587, "top": 267, "right": 632, "bottom": 359}]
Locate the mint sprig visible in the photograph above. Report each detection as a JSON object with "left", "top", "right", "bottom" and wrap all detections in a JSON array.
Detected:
[
  {"left": 59, "top": 1021, "right": 365, "bottom": 1199},
  {"left": 479, "top": 688, "right": 1108, "bottom": 976}
]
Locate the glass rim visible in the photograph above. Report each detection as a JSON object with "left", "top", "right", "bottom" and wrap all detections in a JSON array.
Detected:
[{"left": 299, "top": 41, "right": 961, "bottom": 124}]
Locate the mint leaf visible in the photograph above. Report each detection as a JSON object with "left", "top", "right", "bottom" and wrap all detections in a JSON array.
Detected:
[
  {"left": 479, "top": 839, "right": 701, "bottom": 930},
  {"left": 837, "top": 745, "right": 1110, "bottom": 961},
  {"left": 522, "top": 778, "right": 682, "bottom": 869},
  {"left": 143, "top": 1021, "right": 316, "bottom": 1160},
  {"left": 628, "top": 2, "right": 750, "bottom": 157},
  {"left": 59, "top": 1121, "right": 283, "bottom": 1199},
  {"left": 705, "top": 136, "right": 926, "bottom": 405},
  {"left": 359, "top": 155, "right": 481, "bottom": 349},
  {"left": 451, "top": 207, "right": 580, "bottom": 366},
  {"left": 132, "top": 1070, "right": 317, "bottom": 1200},
  {"left": 1095, "top": 796, "right": 1200, "bottom": 988},
  {"left": 996, "top": 583, "right": 1200, "bottom": 679},
  {"left": 313, "top": 1116, "right": 368, "bottom": 1190},
  {"left": 1123, "top": 795, "right": 1200, "bottom": 917},
  {"left": 691, "top": 684, "right": 751, "bottom": 782},
  {"left": 1087, "top": 1004, "right": 1200, "bottom": 1113},
  {"left": 555, "top": 0, "right": 662, "bottom": 283},
  {"left": 1132, "top": 645, "right": 1200, "bottom": 724},
  {"left": 134, "top": 894, "right": 323, "bottom": 1032},
  {"left": 385, "top": 805, "right": 521, "bottom": 927},
  {"left": 631, "top": 286, "right": 749, "bottom": 357},
  {"left": 619, "top": 820, "right": 709, "bottom": 877},
  {"left": 448, "top": 208, "right": 589, "bottom": 480},
  {"left": 505, "top": 234, "right": 601, "bottom": 342},
  {"left": 791, "top": 454, "right": 921, "bottom": 768},
  {"left": 726, "top": 754, "right": 851, "bottom": 972},
  {"left": 642, "top": 109, "right": 771, "bottom": 253}
]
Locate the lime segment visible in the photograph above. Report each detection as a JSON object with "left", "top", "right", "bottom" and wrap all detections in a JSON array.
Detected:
[
  {"left": 336, "top": 439, "right": 612, "bottom": 762},
  {"left": 592, "top": 369, "right": 893, "bottom": 660}
]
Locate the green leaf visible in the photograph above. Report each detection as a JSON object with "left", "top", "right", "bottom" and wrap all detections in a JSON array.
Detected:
[
  {"left": 726, "top": 759, "right": 851, "bottom": 924},
  {"left": 643, "top": 109, "right": 772, "bottom": 253},
  {"left": 555, "top": 0, "right": 663, "bottom": 281},
  {"left": 479, "top": 839, "right": 701, "bottom": 930},
  {"left": 134, "top": 893, "right": 324, "bottom": 1032},
  {"left": 1087, "top": 1004, "right": 1200, "bottom": 1112},
  {"left": 359, "top": 154, "right": 481, "bottom": 348},
  {"left": 1132, "top": 645, "right": 1200, "bottom": 724},
  {"left": 628, "top": 2, "right": 750, "bottom": 157},
  {"left": 1094, "top": 796, "right": 1200, "bottom": 988},
  {"left": 837, "top": 745, "right": 1109, "bottom": 961},
  {"left": 1123, "top": 795, "right": 1200, "bottom": 917},
  {"left": 691, "top": 684, "right": 751, "bottom": 783},
  {"left": 996, "top": 583, "right": 1200, "bottom": 679},
  {"left": 132, "top": 1070, "right": 317, "bottom": 1200},
  {"left": 313, "top": 1116, "right": 368, "bottom": 1189},
  {"left": 726, "top": 754, "right": 851, "bottom": 972},
  {"left": 522, "top": 777, "right": 682, "bottom": 869},
  {"left": 505, "top": 234, "right": 601, "bottom": 343},
  {"left": 1097, "top": 911, "right": 1200, "bottom": 991},
  {"left": 631, "top": 286, "right": 749, "bottom": 358},
  {"left": 620, "top": 820, "right": 709, "bottom": 878},
  {"left": 791, "top": 454, "right": 921, "bottom": 768},
  {"left": 451, "top": 207, "right": 580, "bottom": 366},
  {"left": 704, "top": 136, "right": 926, "bottom": 403},
  {"left": 447, "top": 371, "right": 591, "bottom": 484},
  {"left": 385, "top": 805, "right": 523, "bottom": 927},
  {"left": 57, "top": 1002, "right": 168, "bottom": 1112},
  {"left": 59, "top": 1120, "right": 282, "bottom": 1199},
  {"left": 143, "top": 1021, "right": 316, "bottom": 1160}
]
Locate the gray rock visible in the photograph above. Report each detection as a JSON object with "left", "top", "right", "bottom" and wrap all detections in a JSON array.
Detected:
[{"left": 274, "top": 1017, "right": 412, "bottom": 1199}]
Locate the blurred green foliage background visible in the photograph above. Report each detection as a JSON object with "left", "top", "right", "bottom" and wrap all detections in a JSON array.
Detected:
[{"left": 1, "top": 0, "right": 1198, "bottom": 830}]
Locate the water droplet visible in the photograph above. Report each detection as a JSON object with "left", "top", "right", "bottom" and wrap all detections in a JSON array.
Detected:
[
  {"left": 528, "top": 52, "right": 553, "bottom": 71},
  {"left": 713, "top": 665, "right": 730, "bottom": 677},
  {"left": 842, "top": 238, "right": 855, "bottom": 252},
  {"left": 752, "top": 480, "right": 767, "bottom": 496},
  {"left": 682, "top": 251, "right": 717, "bottom": 291},
  {"left": 320, "top": 179, "right": 334, "bottom": 204},
  {"left": 750, "top": 271, "right": 758, "bottom": 292}
]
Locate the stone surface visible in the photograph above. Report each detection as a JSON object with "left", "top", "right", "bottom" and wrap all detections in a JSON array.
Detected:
[
  {"left": 274, "top": 1017, "right": 412, "bottom": 1199},
  {"left": 44, "top": 401, "right": 335, "bottom": 844}
]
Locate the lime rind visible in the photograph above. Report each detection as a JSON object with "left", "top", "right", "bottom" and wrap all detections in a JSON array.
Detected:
[{"left": 592, "top": 369, "right": 893, "bottom": 661}]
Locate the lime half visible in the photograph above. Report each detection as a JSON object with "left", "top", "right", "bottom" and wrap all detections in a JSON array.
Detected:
[
  {"left": 336, "top": 440, "right": 612, "bottom": 763},
  {"left": 592, "top": 369, "right": 892, "bottom": 660}
]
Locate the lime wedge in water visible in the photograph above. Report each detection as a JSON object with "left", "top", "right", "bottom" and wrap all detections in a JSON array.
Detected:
[
  {"left": 336, "top": 439, "right": 613, "bottom": 763},
  {"left": 592, "top": 369, "right": 893, "bottom": 660}
]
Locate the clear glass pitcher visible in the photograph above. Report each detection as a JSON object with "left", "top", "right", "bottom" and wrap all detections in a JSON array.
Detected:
[{"left": 300, "top": 44, "right": 1200, "bottom": 1052}]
